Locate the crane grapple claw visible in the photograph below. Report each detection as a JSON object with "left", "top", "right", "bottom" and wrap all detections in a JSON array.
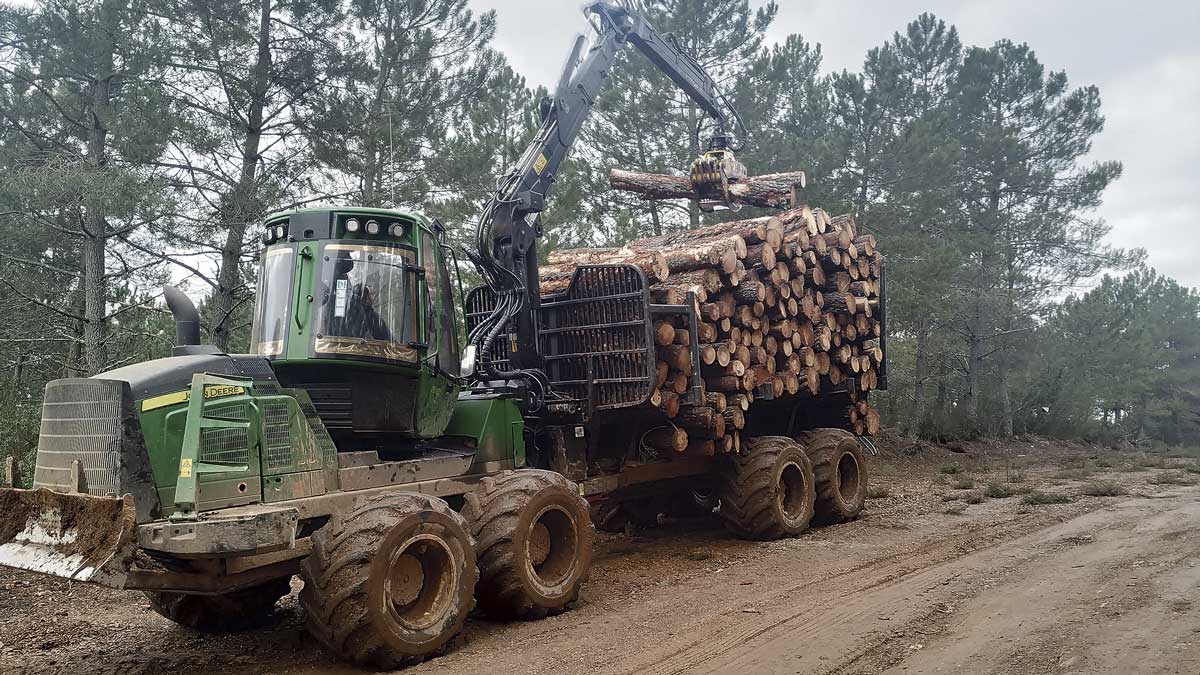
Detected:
[{"left": 689, "top": 148, "right": 748, "bottom": 212}]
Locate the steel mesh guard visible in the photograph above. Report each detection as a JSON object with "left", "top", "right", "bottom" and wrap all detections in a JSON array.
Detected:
[{"left": 465, "top": 264, "right": 655, "bottom": 410}]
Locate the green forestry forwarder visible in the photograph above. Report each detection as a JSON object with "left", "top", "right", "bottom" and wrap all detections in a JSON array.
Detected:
[{"left": 0, "top": 1, "right": 877, "bottom": 668}]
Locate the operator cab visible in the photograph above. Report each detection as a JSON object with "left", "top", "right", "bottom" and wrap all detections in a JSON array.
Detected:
[{"left": 250, "top": 208, "right": 463, "bottom": 449}]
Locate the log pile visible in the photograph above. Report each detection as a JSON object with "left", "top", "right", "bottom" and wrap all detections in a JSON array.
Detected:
[{"left": 541, "top": 199, "right": 885, "bottom": 457}]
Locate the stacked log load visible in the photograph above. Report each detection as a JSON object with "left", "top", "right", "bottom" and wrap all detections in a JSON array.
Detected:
[{"left": 541, "top": 198, "right": 884, "bottom": 458}]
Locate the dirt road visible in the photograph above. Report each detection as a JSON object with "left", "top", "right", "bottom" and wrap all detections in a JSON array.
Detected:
[{"left": 2, "top": 441, "right": 1198, "bottom": 675}]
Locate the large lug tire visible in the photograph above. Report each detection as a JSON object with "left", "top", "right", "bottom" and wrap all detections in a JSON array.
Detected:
[
  {"left": 717, "top": 436, "right": 816, "bottom": 541},
  {"left": 800, "top": 428, "right": 867, "bottom": 524},
  {"left": 299, "top": 493, "right": 477, "bottom": 669},
  {"left": 145, "top": 577, "right": 292, "bottom": 632},
  {"left": 462, "top": 469, "right": 594, "bottom": 620}
]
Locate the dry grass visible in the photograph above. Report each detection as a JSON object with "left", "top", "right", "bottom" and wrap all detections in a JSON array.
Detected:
[
  {"left": 1079, "top": 480, "right": 1126, "bottom": 497},
  {"left": 952, "top": 477, "right": 976, "bottom": 490},
  {"left": 964, "top": 492, "right": 984, "bottom": 505},
  {"left": 1053, "top": 468, "right": 1095, "bottom": 480},
  {"left": 984, "top": 482, "right": 1013, "bottom": 498},
  {"left": 943, "top": 503, "right": 967, "bottom": 515},
  {"left": 1022, "top": 491, "right": 1073, "bottom": 505},
  {"left": 939, "top": 464, "right": 964, "bottom": 475},
  {"left": 1148, "top": 471, "right": 1198, "bottom": 486}
]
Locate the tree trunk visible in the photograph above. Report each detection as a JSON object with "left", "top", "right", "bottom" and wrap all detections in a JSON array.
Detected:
[
  {"left": 81, "top": 0, "right": 120, "bottom": 375},
  {"left": 909, "top": 317, "right": 930, "bottom": 435},
  {"left": 360, "top": 12, "right": 399, "bottom": 206},
  {"left": 211, "top": 0, "right": 272, "bottom": 352}
]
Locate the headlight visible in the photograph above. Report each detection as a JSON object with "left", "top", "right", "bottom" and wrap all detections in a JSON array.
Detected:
[
  {"left": 389, "top": 222, "right": 404, "bottom": 237},
  {"left": 365, "top": 219, "right": 380, "bottom": 235},
  {"left": 262, "top": 229, "right": 274, "bottom": 244},
  {"left": 273, "top": 225, "right": 285, "bottom": 240},
  {"left": 345, "top": 218, "right": 360, "bottom": 233}
]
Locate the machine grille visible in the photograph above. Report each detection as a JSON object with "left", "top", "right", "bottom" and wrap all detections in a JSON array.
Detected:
[
  {"left": 33, "top": 379, "right": 127, "bottom": 496},
  {"left": 261, "top": 399, "right": 294, "bottom": 471},
  {"left": 198, "top": 426, "right": 251, "bottom": 466}
]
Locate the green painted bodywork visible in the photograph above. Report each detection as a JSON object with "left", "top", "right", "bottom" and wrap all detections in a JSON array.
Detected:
[
  {"left": 446, "top": 396, "right": 527, "bottom": 470},
  {"left": 100, "top": 207, "right": 526, "bottom": 517},
  {"left": 260, "top": 207, "right": 459, "bottom": 438}
]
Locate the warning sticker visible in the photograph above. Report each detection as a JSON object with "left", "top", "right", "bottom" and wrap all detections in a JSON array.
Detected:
[
  {"left": 179, "top": 458, "right": 193, "bottom": 479},
  {"left": 334, "top": 279, "right": 348, "bottom": 317}
]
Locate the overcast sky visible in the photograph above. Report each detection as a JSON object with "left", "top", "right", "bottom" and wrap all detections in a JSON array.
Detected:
[{"left": 469, "top": 0, "right": 1200, "bottom": 290}]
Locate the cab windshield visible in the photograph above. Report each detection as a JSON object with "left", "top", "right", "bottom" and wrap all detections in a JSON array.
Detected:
[
  {"left": 250, "top": 247, "right": 294, "bottom": 357},
  {"left": 313, "top": 243, "right": 420, "bottom": 362}
]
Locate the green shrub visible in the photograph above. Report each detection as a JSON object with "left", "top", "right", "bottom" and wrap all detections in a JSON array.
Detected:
[
  {"left": 952, "top": 477, "right": 975, "bottom": 490},
  {"left": 964, "top": 492, "right": 984, "bottom": 504},
  {"left": 939, "top": 464, "right": 963, "bottom": 475}
]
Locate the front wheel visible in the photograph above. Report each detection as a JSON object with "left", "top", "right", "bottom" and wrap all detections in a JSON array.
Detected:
[
  {"left": 299, "top": 492, "right": 477, "bottom": 669},
  {"left": 145, "top": 577, "right": 292, "bottom": 632},
  {"left": 463, "top": 469, "right": 594, "bottom": 620}
]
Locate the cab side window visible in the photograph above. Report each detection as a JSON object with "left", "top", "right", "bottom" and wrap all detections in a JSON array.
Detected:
[{"left": 423, "top": 231, "right": 461, "bottom": 376}]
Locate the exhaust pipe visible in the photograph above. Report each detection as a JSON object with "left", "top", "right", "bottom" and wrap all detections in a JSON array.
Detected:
[{"left": 163, "top": 285, "right": 201, "bottom": 347}]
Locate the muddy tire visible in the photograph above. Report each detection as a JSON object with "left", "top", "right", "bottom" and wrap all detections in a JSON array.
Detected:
[
  {"left": 299, "top": 492, "right": 477, "bottom": 669},
  {"left": 717, "top": 436, "right": 816, "bottom": 540},
  {"left": 669, "top": 487, "right": 719, "bottom": 517},
  {"left": 800, "top": 428, "right": 867, "bottom": 524},
  {"left": 145, "top": 577, "right": 292, "bottom": 632},
  {"left": 462, "top": 469, "right": 593, "bottom": 620}
]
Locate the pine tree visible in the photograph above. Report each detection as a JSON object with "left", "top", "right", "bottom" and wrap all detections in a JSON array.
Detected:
[
  {"left": 0, "top": 0, "right": 175, "bottom": 373},
  {"left": 949, "top": 39, "right": 1129, "bottom": 434},
  {"left": 303, "top": 0, "right": 498, "bottom": 209}
]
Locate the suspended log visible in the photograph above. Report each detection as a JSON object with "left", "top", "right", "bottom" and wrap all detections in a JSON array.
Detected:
[{"left": 610, "top": 169, "right": 808, "bottom": 210}]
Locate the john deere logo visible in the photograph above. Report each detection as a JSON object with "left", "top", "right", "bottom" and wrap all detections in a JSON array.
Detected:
[{"left": 141, "top": 385, "right": 247, "bottom": 412}]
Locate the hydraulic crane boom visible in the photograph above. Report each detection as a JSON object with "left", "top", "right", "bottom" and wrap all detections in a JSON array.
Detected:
[{"left": 468, "top": 1, "right": 746, "bottom": 403}]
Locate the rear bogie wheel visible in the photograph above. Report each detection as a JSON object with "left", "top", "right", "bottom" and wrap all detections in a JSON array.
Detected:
[
  {"left": 299, "top": 492, "right": 477, "bottom": 669},
  {"left": 145, "top": 577, "right": 292, "bottom": 632},
  {"left": 717, "top": 436, "right": 816, "bottom": 540},
  {"left": 800, "top": 428, "right": 867, "bottom": 524},
  {"left": 463, "top": 469, "right": 594, "bottom": 620}
]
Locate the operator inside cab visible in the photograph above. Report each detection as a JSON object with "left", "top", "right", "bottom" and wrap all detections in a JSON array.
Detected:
[
  {"left": 326, "top": 257, "right": 392, "bottom": 342},
  {"left": 312, "top": 244, "right": 418, "bottom": 363}
]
